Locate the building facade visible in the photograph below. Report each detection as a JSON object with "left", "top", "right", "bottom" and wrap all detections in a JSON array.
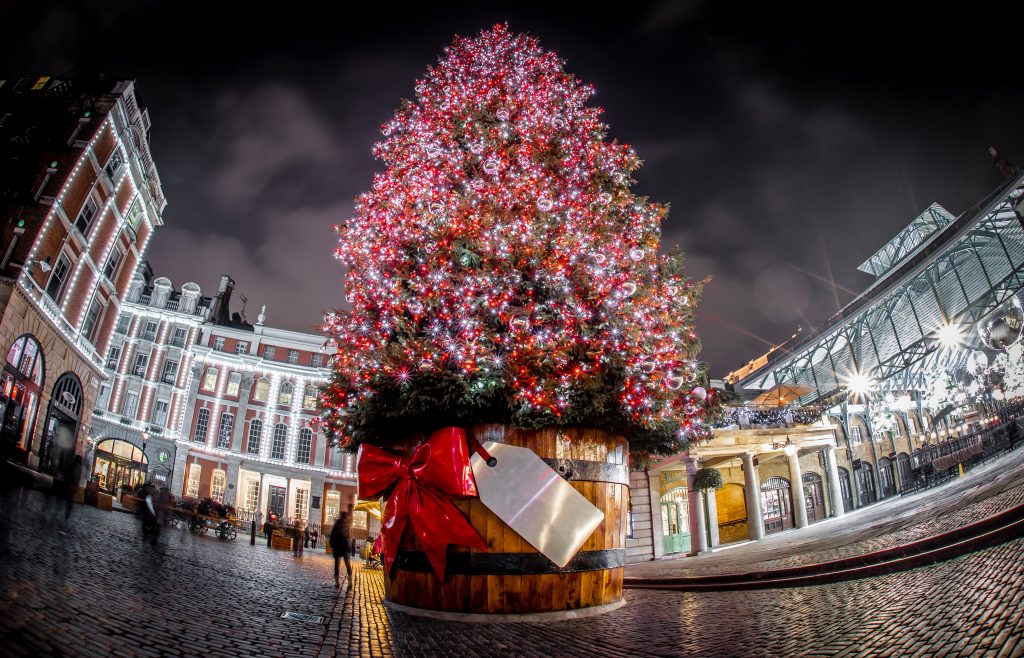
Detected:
[
  {"left": 89, "top": 269, "right": 359, "bottom": 531},
  {"left": 0, "top": 76, "right": 165, "bottom": 477}
]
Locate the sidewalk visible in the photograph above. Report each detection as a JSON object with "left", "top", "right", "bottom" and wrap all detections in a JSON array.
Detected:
[{"left": 626, "top": 444, "right": 1024, "bottom": 579}]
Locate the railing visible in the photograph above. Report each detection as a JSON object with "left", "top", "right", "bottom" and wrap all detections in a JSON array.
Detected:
[
  {"left": 139, "top": 294, "right": 151, "bottom": 305},
  {"left": 713, "top": 406, "right": 824, "bottom": 429},
  {"left": 165, "top": 300, "right": 179, "bottom": 311}
]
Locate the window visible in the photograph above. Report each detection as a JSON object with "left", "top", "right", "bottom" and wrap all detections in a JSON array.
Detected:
[
  {"left": 170, "top": 326, "right": 188, "bottom": 347},
  {"left": 132, "top": 353, "right": 148, "bottom": 377},
  {"left": 329, "top": 448, "right": 344, "bottom": 470},
  {"left": 226, "top": 372, "right": 241, "bottom": 396},
  {"left": 244, "top": 480, "right": 259, "bottom": 512},
  {"left": 297, "top": 428, "right": 312, "bottom": 464},
  {"left": 247, "top": 419, "right": 263, "bottom": 454},
  {"left": 253, "top": 377, "right": 269, "bottom": 402},
  {"left": 263, "top": 346, "right": 276, "bottom": 360},
  {"left": 106, "top": 345, "right": 121, "bottom": 370},
  {"left": 311, "top": 353, "right": 324, "bottom": 368},
  {"left": 141, "top": 320, "right": 158, "bottom": 342},
  {"left": 186, "top": 464, "right": 201, "bottom": 497},
  {"left": 44, "top": 254, "right": 71, "bottom": 301},
  {"left": 325, "top": 491, "right": 341, "bottom": 525},
  {"left": 213, "top": 337, "right": 225, "bottom": 352},
  {"left": 74, "top": 197, "right": 98, "bottom": 235},
  {"left": 115, "top": 313, "right": 131, "bottom": 334},
  {"left": 235, "top": 341, "right": 248, "bottom": 355},
  {"left": 122, "top": 391, "right": 138, "bottom": 418},
  {"left": 287, "top": 349, "right": 299, "bottom": 365},
  {"left": 126, "top": 198, "right": 144, "bottom": 231},
  {"left": 161, "top": 360, "right": 178, "bottom": 384},
  {"left": 278, "top": 382, "right": 293, "bottom": 406},
  {"left": 82, "top": 299, "right": 103, "bottom": 343},
  {"left": 851, "top": 425, "right": 863, "bottom": 444},
  {"left": 271, "top": 423, "right": 287, "bottom": 459},
  {"left": 352, "top": 510, "right": 368, "bottom": 528},
  {"left": 152, "top": 400, "right": 169, "bottom": 426},
  {"left": 211, "top": 470, "right": 226, "bottom": 503},
  {"left": 202, "top": 367, "right": 218, "bottom": 391},
  {"left": 294, "top": 488, "right": 309, "bottom": 520},
  {"left": 194, "top": 408, "right": 210, "bottom": 443},
  {"left": 103, "top": 246, "right": 124, "bottom": 281},
  {"left": 98, "top": 384, "right": 110, "bottom": 407},
  {"left": 104, "top": 149, "right": 124, "bottom": 179},
  {"left": 217, "top": 412, "right": 234, "bottom": 449},
  {"left": 892, "top": 419, "right": 902, "bottom": 437},
  {"left": 31, "top": 76, "right": 50, "bottom": 91},
  {"left": 303, "top": 385, "right": 318, "bottom": 410}
]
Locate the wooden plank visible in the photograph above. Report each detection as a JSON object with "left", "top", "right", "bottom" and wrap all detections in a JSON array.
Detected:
[{"left": 486, "top": 574, "right": 502, "bottom": 614}]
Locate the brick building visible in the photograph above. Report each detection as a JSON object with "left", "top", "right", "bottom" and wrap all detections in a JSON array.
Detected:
[{"left": 0, "top": 76, "right": 165, "bottom": 476}]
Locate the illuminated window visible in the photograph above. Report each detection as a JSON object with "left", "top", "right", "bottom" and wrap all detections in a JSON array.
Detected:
[
  {"left": 244, "top": 480, "right": 259, "bottom": 511},
  {"left": 186, "top": 463, "right": 201, "bottom": 497},
  {"left": 247, "top": 419, "right": 263, "bottom": 454},
  {"left": 253, "top": 377, "right": 269, "bottom": 402},
  {"left": 226, "top": 372, "right": 241, "bottom": 396},
  {"left": 325, "top": 491, "right": 341, "bottom": 524},
  {"left": 294, "top": 488, "right": 309, "bottom": 520},
  {"left": 211, "top": 470, "right": 226, "bottom": 502},
  {"left": 297, "top": 428, "right": 312, "bottom": 464},
  {"left": 278, "top": 382, "right": 293, "bottom": 406},
  {"left": 303, "top": 385, "right": 317, "bottom": 410},
  {"left": 271, "top": 423, "right": 287, "bottom": 459},
  {"left": 352, "top": 510, "right": 367, "bottom": 528},
  {"left": 202, "top": 367, "right": 218, "bottom": 391},
  {"left": 194, "top": 408, "right": 210, "bottom": 443},
  {"left": 217, "top": 412, "right": 233, "bottom": 448},
  {"left": 31, "top": 76, "right": 50, "bottom": 90}
]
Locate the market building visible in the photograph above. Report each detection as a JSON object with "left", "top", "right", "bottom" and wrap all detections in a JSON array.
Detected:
[
  {"left": 0, "top": 76, "right": 165, "bottom": 477},
  {"left": 89, "top": 268, "right": 361, "bottom": 532},
  {"left": 628, "top": 165, "right": 1024, "bottom": 563}
]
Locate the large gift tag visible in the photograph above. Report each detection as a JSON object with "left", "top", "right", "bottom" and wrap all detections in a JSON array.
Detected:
[{"left": 470, "top": 440, "right": 604, "bottom": 568}]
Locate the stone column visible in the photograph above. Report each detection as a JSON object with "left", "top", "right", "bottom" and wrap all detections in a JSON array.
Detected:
[
  {"left": 824, "top": 445, "right": 845, "bottom": 517},
  {"left": 684, "top": 456, "right": 707, "bottom": 555},
  {"left": 742, "top": 452, "right": 764, "bottom": 541},
  {"left": 787, "top": 445, "right": 808, "bottom": 529},
  {"left": 224, "top": 461, "right": 240, "bottom": 507},
  {"left": 285, "top": 476, "right": 292, "bottom": 521},
  {"left": 171, "top": 445, "right": 190, "bottom": 497},
  {"left": 705, "top": 485, "right": 720, "bottom": 548}
]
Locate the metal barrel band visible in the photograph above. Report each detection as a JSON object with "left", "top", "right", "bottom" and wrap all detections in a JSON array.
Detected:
[{"left": 392, "top": 548, "right": 625, "bottom": 575}]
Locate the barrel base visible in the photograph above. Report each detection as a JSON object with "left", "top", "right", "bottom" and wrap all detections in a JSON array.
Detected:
[{"left": 383, "top": 598, "right": 627, "bottom": 623}]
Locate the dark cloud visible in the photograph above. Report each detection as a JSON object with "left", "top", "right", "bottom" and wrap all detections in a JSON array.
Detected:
[{"left": 4, "top": 0, "right": 1023, "bottom": 377}]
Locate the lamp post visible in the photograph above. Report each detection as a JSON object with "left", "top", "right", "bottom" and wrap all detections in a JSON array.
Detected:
[{"left": 141, "top": 431, "right": 150, "bottom": 483}]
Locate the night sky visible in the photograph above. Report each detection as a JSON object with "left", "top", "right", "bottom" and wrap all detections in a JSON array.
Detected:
[{"left": 4, "top": 1, "right": 1023, "bottom": 377}]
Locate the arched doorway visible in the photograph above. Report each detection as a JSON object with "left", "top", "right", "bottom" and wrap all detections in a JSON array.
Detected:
[
  {"left": 39, "top": 373, "right": 83, "bottom": 476},
  {"left": 837, "top": 466, "right": 854, "bottom": 512},
  {"left": 760, "top": 477, "right": 793, "bottom": 534},
  {"left": 878, "top": 457, "right": 897, "bottom": 498},
  {"left": 92, "top": 438, "right": 149, "bottom": 494},
  {"left": 896, "top": 453, "right": 912, "bottom": 489},
  {"left": 0, "top": 334, "right": 44, "bottom": 461},
  {"left": 855, "top": 462, "right": 877, "bottom": 506},
  {"left": 715, "top": 483, "right": 748, "bottom": 543},
  {"left": 660, "top": 487, "right": 690, "bottom": 554},
  {"left": 802, "top": 472, "right": 826, "bottom": 523}
]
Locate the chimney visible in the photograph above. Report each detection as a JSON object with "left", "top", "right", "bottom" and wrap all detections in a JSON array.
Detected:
[{"left": 209, "top": 275, "right": 235, "bottom": 326}]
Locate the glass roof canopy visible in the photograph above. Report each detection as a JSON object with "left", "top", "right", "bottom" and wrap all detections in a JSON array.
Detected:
[{"left": 737, "top": 172, "right": 1024, "bottom": 404}]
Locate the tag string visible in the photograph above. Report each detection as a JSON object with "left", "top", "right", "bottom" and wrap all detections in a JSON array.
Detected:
[{"left": 468, "top": 436, "right": 498, "bottom": 467}]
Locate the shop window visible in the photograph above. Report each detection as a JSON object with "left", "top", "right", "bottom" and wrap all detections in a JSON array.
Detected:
[
  {"left": 186, "top": 463, "right": 201, "bottom": 497},
  {"left": 353, "top": 510, "right": 367, "bottom": 528},
  {"left": 211, "top": 470, "right": 226, "bottom": 502}
]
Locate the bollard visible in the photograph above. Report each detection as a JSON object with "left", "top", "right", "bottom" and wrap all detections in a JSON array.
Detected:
[{"left": 251, "top": 519, "right": 256, "bottom": 545}]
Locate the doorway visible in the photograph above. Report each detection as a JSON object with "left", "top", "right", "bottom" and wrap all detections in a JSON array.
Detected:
[
  {"left": 659, "top": 487, "right": 690, "bottom": 554},
  {"left": 802, "top": 472, "right": 826, "bottom": 522},
  {"left": 268, "top": 485, "right": 286, "bottom": 520}
]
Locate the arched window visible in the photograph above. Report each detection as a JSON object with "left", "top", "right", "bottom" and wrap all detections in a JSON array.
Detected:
[
  {"left": 186, "top": 463, "right": 201, "bottom": 497},
  {"left": 271, "top": 423, "right": 287, "bottom": 460},
  {"left": 194, "top": 408, "right": 210, "bottom": 443},
  {"left": 211, "top": 469, "right": 226, "bottom": 502},
  {"left": 303, "top": 385, "right": 318, "bottom": 410},
  {"left": 297, "top": 427, "right": 312, "bottom": 464},
  {"left": 247, "top": 419, "right": 263, "bottom": 454},
  {"left": 278, "top": 382, "right": 293, "bottom": 406},
  {"left": 253, "top": 377, "right": 270, "bottom": 402},
  {"left": 1, "top": 334, "right": 44, "bottom": 451}
]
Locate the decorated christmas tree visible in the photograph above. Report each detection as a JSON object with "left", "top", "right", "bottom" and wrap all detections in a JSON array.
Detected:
[{"left": 322, "top": 24, "right": 716, "bottom": 459}]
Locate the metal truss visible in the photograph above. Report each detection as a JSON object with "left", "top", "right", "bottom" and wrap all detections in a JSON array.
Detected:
[{"left": 739, "top": 173, "right": 1024, "bottom": 406}]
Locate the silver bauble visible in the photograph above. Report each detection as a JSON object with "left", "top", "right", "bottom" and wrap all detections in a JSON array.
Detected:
[
  {"left": 979, "top": 297, "right": 1024, "bottom": 351},
  {"left": 967, "top": 350, "right": 989, "bottom": 375}
]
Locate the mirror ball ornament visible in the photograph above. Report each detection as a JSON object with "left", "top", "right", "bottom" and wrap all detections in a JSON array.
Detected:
[
  {"left": 979, "top": 297, "right": 1024, "bottom": 351},
  {"left": 967, "top": 350, "right": 989, "bottom": 375},
  {"left": 692, "top": 386, "right": 708, "bottom": 401}
]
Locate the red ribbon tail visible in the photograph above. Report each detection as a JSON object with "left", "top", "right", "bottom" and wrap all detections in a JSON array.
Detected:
[{"left": 412, "top": 487, "right": 487, "bottom": 580}]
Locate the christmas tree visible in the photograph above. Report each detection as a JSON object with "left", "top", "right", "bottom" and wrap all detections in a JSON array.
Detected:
[{"left": 322, "top": 24, "right": 716, "bottom": 459}]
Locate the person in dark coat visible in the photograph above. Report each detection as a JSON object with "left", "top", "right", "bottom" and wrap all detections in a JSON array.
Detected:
[{"left": 330, "top": 511, "right": 353, "bottom": 587}]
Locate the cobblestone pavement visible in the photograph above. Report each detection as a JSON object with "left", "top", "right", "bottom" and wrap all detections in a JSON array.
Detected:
[
  {"left": 1, "top": 471, "right": 1023, "bottom": 657},
  {"left": 627, "top": 445, "right": 1024, "bottom": 579}
]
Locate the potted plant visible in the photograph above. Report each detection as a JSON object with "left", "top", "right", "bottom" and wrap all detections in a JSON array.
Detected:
[{"left": 320, "top": 25, "right": 717, "bottom": 614}]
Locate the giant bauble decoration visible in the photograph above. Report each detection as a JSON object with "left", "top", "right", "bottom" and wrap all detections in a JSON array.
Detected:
[{"left": 979, "top": 297, "right": 1024, "bottom": 351}]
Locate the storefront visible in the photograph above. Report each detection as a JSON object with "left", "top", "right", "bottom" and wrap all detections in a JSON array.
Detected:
[
  {"left": 0, "top": 335, "right": 44, "bottom": 462},
  {"left": 93, "top": 438, "right": 148, "bottom": 494}
]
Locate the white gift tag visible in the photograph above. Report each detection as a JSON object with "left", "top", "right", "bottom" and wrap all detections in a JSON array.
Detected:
[{"left": 470, "top": 440, "right": 604, "bottom": 568}]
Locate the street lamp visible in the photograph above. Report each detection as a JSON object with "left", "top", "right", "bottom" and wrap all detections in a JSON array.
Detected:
[{"left": 140, "top": 431, "right": 150, "bottom": 483}]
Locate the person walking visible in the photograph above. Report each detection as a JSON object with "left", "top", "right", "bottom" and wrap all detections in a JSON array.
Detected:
[
  {"left": 310, "top": 527, "right": 317, "bottom": 550},
  {"left": 265, "top": 513, "right": 275, "bottom": 547},
  {"left": 303, "top": 525, "right": 310, "bottom": 548},
  {"left": 330, "top": 511, "right": 353, "bottom": 587}
]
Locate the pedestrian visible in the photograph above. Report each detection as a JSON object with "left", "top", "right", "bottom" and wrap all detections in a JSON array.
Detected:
[
  {"left": 291, "top": 518, "right": 304, "bottom": 556},
  {"left": 256, "top": 509, "right": 263, "bottom": 533},
  {"left": 265, "top": 513, "right": 275, "bottom": 547},
  {"left": 330, "top": 511, "right": 353, "bottom": 587},
  {"left": 62, "top": 454, "right": 84, "bottom": 524},
  {"left": 304, "top": 525, "right": 310, "bottom": 548},
  {"left": 311, "top": 527, "right": 317, "bottom": 550},
  {"left": 139, "top": 482, "right": 160, "bottom": 544}
]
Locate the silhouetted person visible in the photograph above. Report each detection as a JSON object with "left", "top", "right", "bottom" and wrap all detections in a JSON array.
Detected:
[
  {"left": 139, "top": 482, "right": 159, "bottom": 545},
  {"left": 331, "top": 511, "right": 353, "bottom": 587},
  {"left": 63, "top": 455, "right": 83, "bottom": 523}
]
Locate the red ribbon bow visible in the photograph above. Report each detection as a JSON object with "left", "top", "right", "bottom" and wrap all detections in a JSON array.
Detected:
[{"left": 357, "top": 427, "right": 487, "bottom": 579}]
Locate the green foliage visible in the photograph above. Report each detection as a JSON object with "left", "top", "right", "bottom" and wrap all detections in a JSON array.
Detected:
[{"left": 692, "top": 467, "right": 724, "bottom": 492}]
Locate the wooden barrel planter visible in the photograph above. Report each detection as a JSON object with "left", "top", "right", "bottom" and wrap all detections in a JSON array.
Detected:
[{"left": 383, "top": 425, "right": 628, "bottom": 614}]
